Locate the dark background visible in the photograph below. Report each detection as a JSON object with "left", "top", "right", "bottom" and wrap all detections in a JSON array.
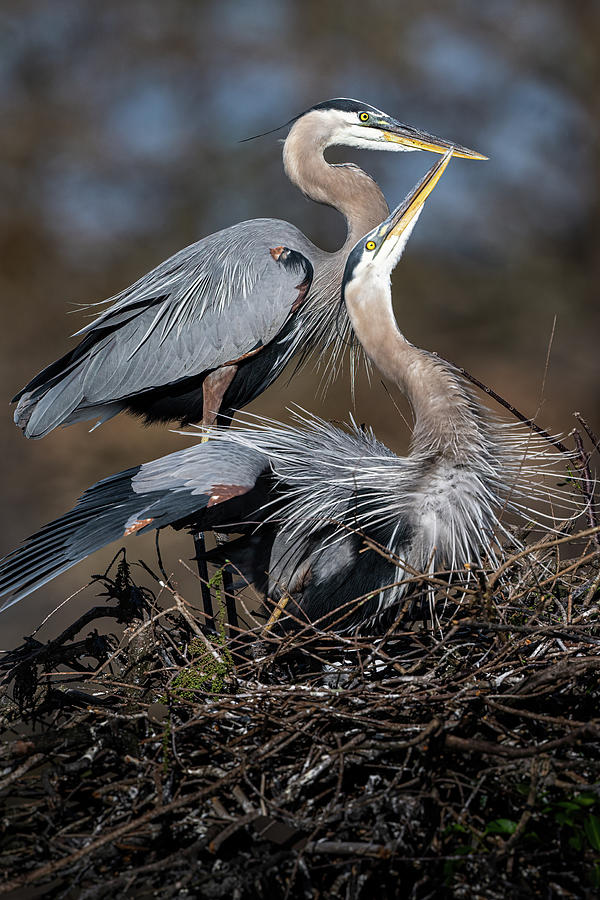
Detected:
[{"left": 1, "top": 0, "right": 598, "bottom": 647}]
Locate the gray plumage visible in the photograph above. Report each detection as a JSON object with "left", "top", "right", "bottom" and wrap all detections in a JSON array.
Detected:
[
  {"left": 15, "top": 227, "right": 315, "bottom": 436},
  {"left": 0, "top": 442, "right": 270, "bottom": 608},
  {"left": 12, "top": 99, "right": 485, "bottom": 438},
  {"left": 0, "top": 156, "right": 576, "bottom": 631}
]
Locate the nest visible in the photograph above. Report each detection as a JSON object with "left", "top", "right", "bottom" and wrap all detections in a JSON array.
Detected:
[{"left": 1, "top": 524, "right": 600, "bottom": 900}]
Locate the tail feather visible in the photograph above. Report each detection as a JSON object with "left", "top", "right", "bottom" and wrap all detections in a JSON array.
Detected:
[
  {"left": 17, "top": 378, "right": 85, "bottom": 439},
  {"left": 12, "top": 331, "right": 117, "bottom": 438},
  {"left": 12, "top": 347, "right": 85, "bottom": 406},
  {"left": 0, "top": 440, "right": 271, "bottom": 612},
  {"left": 0, "top": 468, "right": 147, "bottom": 610}
]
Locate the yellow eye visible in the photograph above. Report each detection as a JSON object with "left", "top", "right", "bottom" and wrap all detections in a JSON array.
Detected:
[
  {"left": 359, "top": 112, "right": 369, "bottom": 122},
  {"left": 365, "top": 240, "right": 376, "bottom": 251}
]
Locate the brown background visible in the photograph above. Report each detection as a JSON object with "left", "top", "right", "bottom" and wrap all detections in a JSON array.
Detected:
[{"left": 1, "top": 0, "right": 599, "bottom": 647}]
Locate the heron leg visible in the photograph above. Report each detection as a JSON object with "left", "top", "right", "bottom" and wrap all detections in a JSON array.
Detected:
[
  {"left": 194, "top": 365, "right": 239, "bottom": 632},
  {"left": 192, "top": 531, "right": 215, "bottom": 631},
  {"left": 200, "top": 364, "right": 238, "bottom": 435},
  {"left": 213, "top": 534, "right": 238, "bottom": 636}
]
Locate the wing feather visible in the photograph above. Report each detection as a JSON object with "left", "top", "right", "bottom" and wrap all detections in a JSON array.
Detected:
[
  {"left": 15, "top": 219, "right": 318, "bottom": 437},
  {"left": 0, "top": 441, "right": 270, "bottom": 610}
]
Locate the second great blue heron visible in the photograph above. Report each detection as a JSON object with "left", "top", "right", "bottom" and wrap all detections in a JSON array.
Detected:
[
  {"left": 0, "top": 153, "right": 573, "bottom": 631},
  {"left": 12, "top": 99, "right": 484, "bottom": 439}
]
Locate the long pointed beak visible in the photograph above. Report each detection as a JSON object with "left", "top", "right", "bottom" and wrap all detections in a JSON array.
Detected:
[
  {"left": 381, "top": 121, "right": 487, "bottom": 160},
  {"left": 374, "top": 149, "right": 453, "bottom": 252}
]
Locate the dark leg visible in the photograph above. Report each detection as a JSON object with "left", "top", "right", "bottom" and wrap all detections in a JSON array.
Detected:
[
  {"left": 213, "top": 532, "right": 238, "bottom": 636},
  {"left": 193, "top": 531, "right": 215, "bottom": 630},
  {"left": 224, "top": 566, "right": 237, "bottom": 635},
  {"left": 200, "top": 365, "right": 240, "bottom": 635}
]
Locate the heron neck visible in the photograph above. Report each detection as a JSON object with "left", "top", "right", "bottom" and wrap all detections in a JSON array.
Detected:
[
  {"left": 283, "top": 117, "right": 389, "bottom": 249},
  {"left": 344, "top": 279, "right": 481, "bottom": 458}
]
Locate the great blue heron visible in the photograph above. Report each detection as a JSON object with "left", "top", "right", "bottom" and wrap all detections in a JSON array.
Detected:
[
  {"left": 12, "top": 99, "right": 484, "bottom": 440},
  {"left": 0, "top": 153, "right": 572, "bottom": 632}
]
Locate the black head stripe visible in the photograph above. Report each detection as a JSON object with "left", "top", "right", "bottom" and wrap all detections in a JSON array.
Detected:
[
  {"left": 240, "top": 98, "right": 387, "bottom": 143},
  {"left": 341, "top": 242, "right": 365, "bottom": 296},
  {"left": 308, "top": 98, "right": 385, "bottom": 116}
]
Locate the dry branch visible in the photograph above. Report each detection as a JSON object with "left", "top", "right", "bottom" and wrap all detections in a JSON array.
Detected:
[{"left": 1, "top": 531, "right": 600, "bottom": 899}]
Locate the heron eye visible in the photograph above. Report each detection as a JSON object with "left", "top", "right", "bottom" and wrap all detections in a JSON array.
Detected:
[
  {"left": 359, "top": 112, "right": 370, "bottom": 122},
  {"left": 365, "top": 240, "right": 376, "bottom": 251}
]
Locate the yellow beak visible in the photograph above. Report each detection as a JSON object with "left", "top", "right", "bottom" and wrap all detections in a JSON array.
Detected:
[
  {"left": 382, "top": 130, "right": 487, "bottom": 161},
  {"left": 382, "top": 149, "right": 453, "bottom": 242}
]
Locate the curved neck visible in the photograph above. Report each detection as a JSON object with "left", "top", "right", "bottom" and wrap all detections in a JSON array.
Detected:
[
  {"left": 283, "top": 113, "right": 389, "bottom": 249},
  {"left": 344, "top": 275, "right": 481, "bottom": 457}
]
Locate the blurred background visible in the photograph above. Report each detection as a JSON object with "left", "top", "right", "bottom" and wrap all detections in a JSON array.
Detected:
[{"left": 1, "top": 0, "right": 598, "bottom": 647}]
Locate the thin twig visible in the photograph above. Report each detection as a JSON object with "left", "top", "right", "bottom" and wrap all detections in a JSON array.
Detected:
[
  {"left": 573, "top": 411, "right": 600, "bottom": 456},
  {"left": 571, "top": 428, "right": 600, "bottom": 548},
  {"left": 437, "top": 354, "right": 572, "bottom": 456}
]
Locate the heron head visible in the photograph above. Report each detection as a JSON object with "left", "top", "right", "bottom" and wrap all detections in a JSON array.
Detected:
[
  {"left": 244, "top": 98, "right": 486, "bottom": 161},
  {"left": 342, "top": 149, "right": 453, "bottom": 297},
  {"left": 299, "top": 99, "right": 486, "bottom": 160}
]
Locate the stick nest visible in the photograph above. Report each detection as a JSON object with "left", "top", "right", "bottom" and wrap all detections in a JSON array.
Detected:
[{"left": 1, "top": 526, "right": 600, "bottom": 899}]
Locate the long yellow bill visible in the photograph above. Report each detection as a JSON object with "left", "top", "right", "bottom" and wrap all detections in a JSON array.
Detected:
[
  {"left": 383, "top": 130, "right": 487, "bottom": 161},
  {"left": 383, "top": 148, "right": 453, "bottom": 243}
]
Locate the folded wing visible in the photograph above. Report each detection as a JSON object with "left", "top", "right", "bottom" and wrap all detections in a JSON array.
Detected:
[{"left": 13, "top": 219, "right": 314, "bottom": 438}]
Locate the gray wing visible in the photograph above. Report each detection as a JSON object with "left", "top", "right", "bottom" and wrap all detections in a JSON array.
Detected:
[
  {"left": 0, "top": 440, "right": 270, "bottom": 611},
  {"left": 14, "top": 218, "right": 317, "bottom": 438},
  {"left": 0, "top": 416, "right": 401, "bottom": 613}
]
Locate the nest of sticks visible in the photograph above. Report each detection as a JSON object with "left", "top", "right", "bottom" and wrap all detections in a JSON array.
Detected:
[{"left": 1, "top": 520, "right": 600, "bottom": 900}]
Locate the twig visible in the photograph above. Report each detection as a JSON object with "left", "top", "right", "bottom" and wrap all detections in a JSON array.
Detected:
[
  {"left": 571, "top": 428, "right": 600, "bottom": 548},
  {"left": 503, "top": 759, "right": 539, "bottom": 865},
  {"left": 444, "top": 722, "right": 598, "bottom": 759},
  {"left": 574, "top": 411, "right": 600, "bottom": 456},
  {"left": 438, "top": 355, "right": 572, "bottom": 457},
  {"left": 302, "top": 840, "right": 396, "bottom": 858},
  {"left": 0, "top": 753, "right": 44, "bottom": 792},
  {"left": 487, "top": 524, "right": 600, "bottom": 590}
]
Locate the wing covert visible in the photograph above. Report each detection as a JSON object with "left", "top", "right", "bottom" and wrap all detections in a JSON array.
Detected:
[{"left": 77, "top": 220, "right": 315, "bottom": 404}]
